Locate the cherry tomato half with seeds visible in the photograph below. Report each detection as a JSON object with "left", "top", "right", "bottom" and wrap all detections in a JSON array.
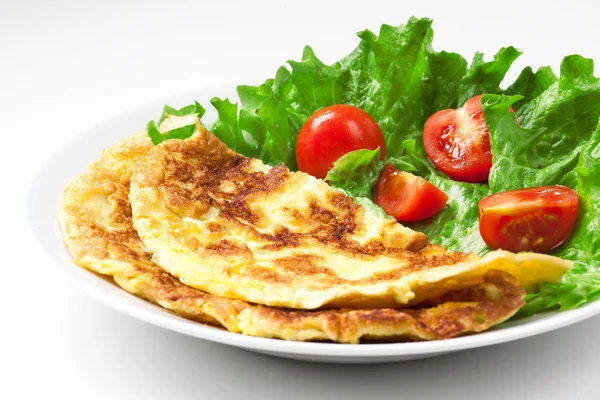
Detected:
[
  {"left": 296, "top": 105, "right": 386, "bottom": 179},
  {"left": 423, "top": 95, "right": 516, "bottom": 183},
  {"left": 478, "top": 185, "right": 578, "bottom": 253},
  {"left": 374, "top": 164, "right": 449, "bottom": 222}
]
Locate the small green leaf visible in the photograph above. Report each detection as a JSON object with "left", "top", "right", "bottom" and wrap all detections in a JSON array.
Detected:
[
  {"left": 146, "top": 119, "right": 197, "bottom": 146},
  {"left": 325, "top": 148, "right": 382, "bottom": 199},
  {"left": 157, "top": 101, "right": 206, "bottom": 126},
  {"left": 147, "top": 101, "right": 206, "bottom": 145}
]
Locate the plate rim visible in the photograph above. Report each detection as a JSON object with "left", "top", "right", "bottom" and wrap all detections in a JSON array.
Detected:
[{"left": 26, "top": 84, "right": 600, "bottom": 359}]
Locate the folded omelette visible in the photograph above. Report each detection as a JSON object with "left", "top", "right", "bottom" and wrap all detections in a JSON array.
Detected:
[{"left": 60, "top": 133, "right": 544, "bottom": 343}]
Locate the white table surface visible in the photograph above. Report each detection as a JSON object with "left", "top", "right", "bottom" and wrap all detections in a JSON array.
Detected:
[{"left": 3, "top": 0, "right": 600, "bottom": 398}]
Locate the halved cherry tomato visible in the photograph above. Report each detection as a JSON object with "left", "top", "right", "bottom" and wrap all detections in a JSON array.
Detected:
[
  {"left": 478, "top": 185, "right": 579, "bottom": 253},
  {"left": 423, "top": 94, "right": 516, "bottom": 183},
  {"left": 374, "top": 164, "right": 448, "bottom": 222},
  {"left": 296, "top": 105, "right": 386, "bottom": 179}
]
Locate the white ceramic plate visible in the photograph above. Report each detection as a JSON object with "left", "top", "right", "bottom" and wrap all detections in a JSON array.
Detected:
[{"left": 27, "top": 85, "right": 600, "bottom": 364}]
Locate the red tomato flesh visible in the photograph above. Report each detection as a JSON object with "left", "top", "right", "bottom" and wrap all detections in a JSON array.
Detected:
[
  {"left": 374, "top": 164, "right": 449, "bottom": 222},
  {"left": 296, "top": 104, "right": 386, "bottom": 179},
  {"left": 423, "top": 95, "right": 516, "bottom": 183},
  {"left": 478, "top": 185, "right": 579, "bottom": 253}
]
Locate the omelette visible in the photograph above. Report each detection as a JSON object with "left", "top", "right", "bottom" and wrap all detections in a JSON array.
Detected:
[
  {"left": 60, "top": 130, "right": 534, "bottom": 344},
  {"left": 128, "top": 118, "right": 571, "bottom": 310}
]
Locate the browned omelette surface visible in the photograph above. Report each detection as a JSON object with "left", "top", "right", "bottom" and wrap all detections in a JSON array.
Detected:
[
  {"left": 59, "top": 132, "right": 529, "bottom": 343},
  {"left": 129, "top": 122, "right": 571, "bottom": 310}
]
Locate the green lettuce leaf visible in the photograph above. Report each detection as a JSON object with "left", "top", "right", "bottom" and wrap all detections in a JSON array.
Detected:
[
  {"left": 486, "top": 56, "right": 600, "bottom": 193},
  {"left": 458, "top": 47, "right": 522, "bottom": 106},
  {"left": 504, "top": 66, "right": 558, "bottom": 111},
  {"left": 427, "top": 50, "right": 468, "bottom": 110}
]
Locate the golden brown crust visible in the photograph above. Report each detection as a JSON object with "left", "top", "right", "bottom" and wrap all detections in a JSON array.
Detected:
[
  {"left": 59, "top": 130, "right": 528, "bottom": 343},
  {"left": 129, "top": 126, "right": 570, "bottom": 310}
]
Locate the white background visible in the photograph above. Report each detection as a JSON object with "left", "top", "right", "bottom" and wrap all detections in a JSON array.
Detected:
[{"left": 3, "top": 0, "right": 600, "bottom": 398}]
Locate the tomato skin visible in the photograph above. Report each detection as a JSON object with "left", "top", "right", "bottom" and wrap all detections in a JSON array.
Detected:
[
  {"left": 296, "top": 105, "right": 386, "bottom": 179},
  {"left": 478, "top": 185, "right": 579, "bottom": 254},
  {"left": 423, "top": 94, "right": 516, "bottom": 183},
  {"left": 374, "top": 164, "right": 449, "bottom": 222}
]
